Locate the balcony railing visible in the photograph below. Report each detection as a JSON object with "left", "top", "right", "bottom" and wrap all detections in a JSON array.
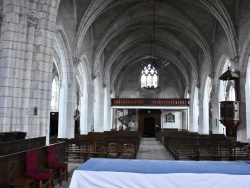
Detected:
[{"left": 111, "top": 98, "right": 189, "bottom": 106}]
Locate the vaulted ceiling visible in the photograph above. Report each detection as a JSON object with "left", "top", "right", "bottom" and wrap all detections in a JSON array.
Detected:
[{"left": 70, "top": 0, "right": 238, "bottom": 97}]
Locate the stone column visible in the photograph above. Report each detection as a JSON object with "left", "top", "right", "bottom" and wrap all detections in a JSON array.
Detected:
[
  {"left": 25, "top": 11, "right": 38, "bottom": 137},
  {"left": 27, "top": 0, "right": 59, "bottom": 143},
  {"left": 0, "top": 1, "right": 29, "bottom": 132},
  {"left": 182, "top": 110, "right": 188, "bottom": 130}
]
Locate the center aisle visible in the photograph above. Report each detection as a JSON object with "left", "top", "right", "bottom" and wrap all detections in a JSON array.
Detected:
[{"left": 136, "top": 137, "right": 174, "bottom": 160}]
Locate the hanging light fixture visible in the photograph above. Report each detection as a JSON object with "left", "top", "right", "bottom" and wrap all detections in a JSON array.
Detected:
[{"left": 140, "top": 0, "right": 169, "bottom": 90}]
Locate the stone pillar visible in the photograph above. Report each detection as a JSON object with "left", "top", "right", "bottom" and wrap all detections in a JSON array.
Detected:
[
  {"left": 27, "top": 0, "right": 60, "bottom": 143},
  {"left": 111, "top": 108, "right": 115, "bottom": 131},
  {"left": 212, "top": 79, "right": 223, "bottom": 134},
  {"left": 26, "top": 9, "right": 38, "bottom": 137},
  {"left": 0, "top": 1, "right": 30, "bottom": 132},
  {"left": 182, "top": 110, "right": 188, "bottom": 130}
]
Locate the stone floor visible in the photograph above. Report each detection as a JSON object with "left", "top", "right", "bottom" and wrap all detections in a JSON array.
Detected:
[
  {"left": 136, "top": 137, "right": 173, "bottom": 160},
  {"left": 55, "top": 137, "right": 173, "bottom": 188}
]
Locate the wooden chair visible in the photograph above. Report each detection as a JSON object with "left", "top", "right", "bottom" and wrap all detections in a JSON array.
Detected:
[
  {"left": 95, "top": 142, "right": 108, "bottom": 158},
  {"left": 107, "top": 143, "right": 119, "bottom": 158},
  {"left": 46, "top": 145, "right": 68, "bottom": 186},
  {"left": 122, "top": 143, "right": 135, "bottom": 159},
  {"left": 86, "top": 142, "right": 96, "bottom": 161},
  {"left": 26, "top": 149, "right": 52, "bottom": 188}
]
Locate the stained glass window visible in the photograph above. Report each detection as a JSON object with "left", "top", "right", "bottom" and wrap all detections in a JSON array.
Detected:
[{"left": 141, "top": 64, "right": 158, "bottom": 89}]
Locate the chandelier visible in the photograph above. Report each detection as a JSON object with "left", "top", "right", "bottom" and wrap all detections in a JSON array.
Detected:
[{"left": 140, "top": 0, "right": 169, "bottom": 90}]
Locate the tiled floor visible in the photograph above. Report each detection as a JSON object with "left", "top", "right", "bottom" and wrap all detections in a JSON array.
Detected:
[{"left": 56, "top": 137, "right": 174, "bottom": 188}]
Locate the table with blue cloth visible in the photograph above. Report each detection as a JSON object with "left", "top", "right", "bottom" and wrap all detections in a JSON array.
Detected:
[{"left": 70, "top": 158, "right": 250, "bottom": 188}]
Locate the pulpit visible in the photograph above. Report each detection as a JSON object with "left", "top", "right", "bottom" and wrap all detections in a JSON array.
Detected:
[
  {"left": 219, "top": 101, "right": 240, "bottom": 134},
  {"left": 218, "top": 67, "right": 240, "bottom": 135}
]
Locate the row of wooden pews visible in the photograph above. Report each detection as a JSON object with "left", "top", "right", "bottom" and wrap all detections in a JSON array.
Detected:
[
  {"left": 51, "top": 131, "right": 142, "bottom": 162},
  {"left": 0, "top": 136, "right": 66, "bottom": 187},
  {"left": 160, "top": 129, "right": 250, "bottom": 161}
]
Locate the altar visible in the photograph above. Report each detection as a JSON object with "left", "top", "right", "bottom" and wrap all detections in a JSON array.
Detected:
[{"left": 70, "top": 158, "right": 250, "bottom": 188}]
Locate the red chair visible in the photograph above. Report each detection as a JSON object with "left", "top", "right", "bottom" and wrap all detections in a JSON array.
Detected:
[
  {"left": 46, "top": 145, "right": 68, "bottom": 186},
  {"left": 26, "top": 149, "right": 52, "bottom": 188}
]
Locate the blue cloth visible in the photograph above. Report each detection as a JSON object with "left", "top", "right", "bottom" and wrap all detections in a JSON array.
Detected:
[{"left": 76, "top": 158, "right": 250, "bottom": 175}]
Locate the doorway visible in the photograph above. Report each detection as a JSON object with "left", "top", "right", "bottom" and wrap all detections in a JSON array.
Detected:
[
  {"left": 143, "top": 118, "right": 155, "bottom": 137},
  {"left": 50, "top": 112, "right": 58, "bottom": 136},
  {"left": 138, "top": 109, "right": 161, "bottom": 135}
]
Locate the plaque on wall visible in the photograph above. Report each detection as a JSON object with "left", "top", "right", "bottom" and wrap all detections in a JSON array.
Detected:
[{"left": 166, "top": 113, "right": 175, "bottom": 123}]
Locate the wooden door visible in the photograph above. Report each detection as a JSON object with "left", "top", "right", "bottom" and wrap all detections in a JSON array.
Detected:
[
  {"left": 143, "top": 118, "right": 155, "bottom": 137},
  {"left": 50, "top": 112, "right": 58, "bottom": 136},
  {"left": 138, "top": 109, "right": 161, "bottom": 136}
]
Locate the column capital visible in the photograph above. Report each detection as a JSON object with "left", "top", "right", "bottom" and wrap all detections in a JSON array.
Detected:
[
  {"left": 74, "top": 57, "right": 81, "bottom": 67},
  {"left": 230, "top": 56, "right": 239, "bottom": 64},
  {"left": 208, "top": 72, "right": 214, "bottom": 79}
]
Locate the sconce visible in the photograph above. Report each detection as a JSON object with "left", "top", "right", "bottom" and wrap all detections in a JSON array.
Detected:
[{"left": 33, "top": 106, "right": 38, "bottom": 115}]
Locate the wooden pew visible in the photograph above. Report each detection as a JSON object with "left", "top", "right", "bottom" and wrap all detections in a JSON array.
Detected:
[
  {"left": 0, "top": 142, "right": 66, "bottom": 188},
  {"left": 0, "top": 136, "right": 46, "bottom": 156},
  {"left": 64, "top": 131, "right": 141, "bottom": 161},
  {"left": 231, "top": 141, "right": 250, "bottom": 160},
  {"left": 163, "top": 130, "right": 239, "bottom": 161}
]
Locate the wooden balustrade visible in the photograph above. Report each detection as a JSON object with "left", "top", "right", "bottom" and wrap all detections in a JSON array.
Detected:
[{"left": 111, "top": 98, "right": 189, "bottom": 106}]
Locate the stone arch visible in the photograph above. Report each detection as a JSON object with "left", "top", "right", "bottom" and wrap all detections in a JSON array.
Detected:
[
  {"left": 78, "top": 55, "right": 92, "bottom": 134},
  {"left": 225, "top": 82, "right": 236, "bottom": 101},
  {"left": 111, "top": 52, "right": 190, "bottom": 97},
  {"left": 54, "top": 29, "right": 75, "bottom": 138},
  {"left": 51, "top": 75, "right": 60, "bottom": 112},
  {"left": 50, "top": 51, "right": 61, "bottom": 113},
  {"left": 93, "top": 1, "right": 212, "bottom": 79}
]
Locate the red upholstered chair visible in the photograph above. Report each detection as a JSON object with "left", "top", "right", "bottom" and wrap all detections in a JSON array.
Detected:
[
  {"left": 46, "top": 145, "right": 68, "bottom": 186},
  {"left": 26, "top": 149, "right": 52, "bottom": 188}
]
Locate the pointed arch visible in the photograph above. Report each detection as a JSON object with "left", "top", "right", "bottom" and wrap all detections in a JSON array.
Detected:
[
  {"left": 78, "top": 55, "right": 92, "bottom": 134},
  {"left": 54, "top": 29, "right": 75, "bottom": 138}
]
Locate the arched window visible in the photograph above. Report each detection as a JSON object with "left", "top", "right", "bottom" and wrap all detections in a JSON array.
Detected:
[
  {"left": 140, "top": 64, "right": 158, "bottom": 89},
  {"left": 228, "top": 85, "right": 236, "bottom": 101},
  {"left": 220, "top": 59, "right": 233, "bottom": 101},
  {"left": 51, "top": 76, "right": 59, "bottom": 111}
]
